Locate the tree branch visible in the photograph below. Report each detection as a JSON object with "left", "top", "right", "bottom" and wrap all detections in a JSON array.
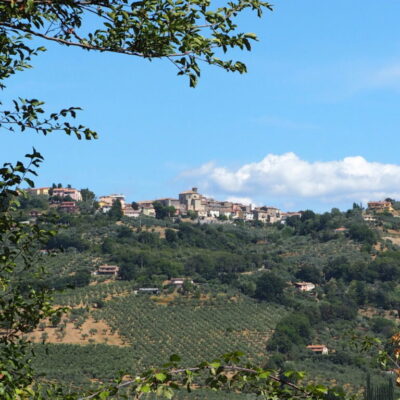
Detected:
[{"left": 0, "top": 21, "right": 198, "bottom": 58}]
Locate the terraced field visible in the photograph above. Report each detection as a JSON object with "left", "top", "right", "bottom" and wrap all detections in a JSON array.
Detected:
[{"left": 95, "top": 294, "right": 285, "bottom": 366}]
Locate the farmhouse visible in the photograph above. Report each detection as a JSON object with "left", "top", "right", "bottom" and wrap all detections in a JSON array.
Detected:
[
  {"left": 166, "top": 278, "right": 194, "bottom": 287},
  {"left": 138, "top": 288, "right": 160, "bottom": 295},
  {"left": 123, "top": 205, "right": 140, "bottom": 218},
  {"left": 363, "top": 214, "right": 377, "bottom": 222},
  {"left": 137, "top": 201, "right": 156, "bottom": 217},
  {"left": 367, "top": 201, "right": 394, "bottom": 213},
  {"left": 56, "top": 201, "right": 79, "bottom": 213},
  {"left": 306, "top": 345, "right": 329, "bottom": 355},
  {"left": 96, "top": 265, "right": 119, "bottom": 276},
  {"left": 294, "top": 282, "right": 315, "bottom": 292},
  {"left": 99, "top": 194, "right": 126, "bottom": 208}
]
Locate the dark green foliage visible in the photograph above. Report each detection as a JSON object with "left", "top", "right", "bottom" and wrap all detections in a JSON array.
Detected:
[
  {"left": 116, "top": 225, "right": 133, "bottom": 239},
  {"left": 370, "top": 317, "right": 396, "bottom": 338},
  {"left": 267, "top": 313, "right": 312, "bottom": 355},
  {"left": 50, "top": 313, "right": 62, "bottom": 328},
  {"left": 296, "top": 265, "right": 323, "bottom": 284},
  {"left": 19, "top": 194, "right": 49, "bottom": 210},
  {"left": 319, "top": 302, "right": 357, "bottom": 322},
  {"left": 254, "top": 272, "right": 287, "bottom": 303},
  {"left": 79, "top": 188, "right": 97, "bottom": 214},
  {"left": 165, "top": 228, "right": 178, "bottom": 243},
  {"left": 0, "top": 155, "right": 61, "bottom": 398},
  {"left": 101, "top": 238, "right": 115, "bottom": 254},
  {"left": 153, "top": 201, "right": 176, "bottom": 219},
  {"left": 349, "top": 224, "right": 377, "bottom": 245},
  {"left": 108, "top": 199, "right": 123, "bottom": 220},
  {"left": 80, "top": 188, "right": 95, "bottom": 203},
  {"left": 46, "top": 231, "right": 89, "bottom": 251}
]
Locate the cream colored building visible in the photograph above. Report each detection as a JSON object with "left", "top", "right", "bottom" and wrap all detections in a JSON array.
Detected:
[
  {"left": 179, "top": 188, "right": 205, "bottom": 213},
  {"left": 367, "top": 201, "right": 394, "bottom": 213},
  {"left": 254, "top": 206, "right": 282, "bottom": 223},
  {"left": 27, "top": 187, "right": 51, "bottom": 196},
  {"left": 137, "top": 201, "right": 156, "bottom": 217},
  {"left": 52, "top": 187, "right": 82, "bottom": 202},
  {"left": 99, "top": 194, "right": 126, "bottom": 208}
]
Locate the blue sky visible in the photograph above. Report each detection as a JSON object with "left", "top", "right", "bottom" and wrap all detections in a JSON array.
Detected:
[{"left": 3, "top": 0, "right": 400, "bottom": 211}]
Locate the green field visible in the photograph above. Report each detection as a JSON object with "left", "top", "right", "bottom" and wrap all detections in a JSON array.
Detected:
[
  {"left": 34, "top": 293, "right": 285, "bottom": 386},
  {"left": 96, "top": 294, "right": 284, "bottom": 366}
]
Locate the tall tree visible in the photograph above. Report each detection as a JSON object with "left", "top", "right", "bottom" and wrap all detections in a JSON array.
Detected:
[
  {"left": 108, "top": 198, "right": 123, "bottom": 220},
  {"left": 153, "top": 201, "right": 175, "bottom": 219},
  {"left": 80, "top": 188, "right": 96, "bottom": 203}
]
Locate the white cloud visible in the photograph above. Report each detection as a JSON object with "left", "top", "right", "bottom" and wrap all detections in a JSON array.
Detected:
[
  {"left": 225, "top": 196, "right": 254, "bottom": 206},
  {"left": 181, "top": 153, "right": 400, "bottom": 207}
]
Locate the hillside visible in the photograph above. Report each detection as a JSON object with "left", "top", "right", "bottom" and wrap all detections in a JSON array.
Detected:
[{"left": 15, "top": 198, "right": 400, "bottom": 397}]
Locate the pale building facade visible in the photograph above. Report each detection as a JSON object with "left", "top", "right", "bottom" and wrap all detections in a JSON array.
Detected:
[
  {"left": 179, "top": 188, "right": 205, "bottom": 213},
  {"left": 99, "top": 194, "right": 126, "bottom": 208}
]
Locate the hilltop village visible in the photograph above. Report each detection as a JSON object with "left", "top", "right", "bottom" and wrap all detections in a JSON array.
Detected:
[{"left": 27, "top": 185, "right": 394, "bottom": 223}]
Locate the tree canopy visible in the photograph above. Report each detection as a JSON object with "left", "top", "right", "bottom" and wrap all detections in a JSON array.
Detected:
[{"left": 0, "top": 0, "right": 272, "bottom": 89}]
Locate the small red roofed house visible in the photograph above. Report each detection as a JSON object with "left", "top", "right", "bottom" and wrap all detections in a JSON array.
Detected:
[
  {"left": 96, "top": 265, "right": 119, "bottom": 276},
  {"left": 306, "top": 345, "right": 329, "bottom": 355}
]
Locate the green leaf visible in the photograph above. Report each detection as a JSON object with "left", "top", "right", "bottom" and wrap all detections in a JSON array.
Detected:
[
  {"left": 140, "top": 384, "right": 151, "bottom": 393},
  {"left": 155, "top": 372, "right": 167, "bottom": 382},
  {"left": 99, "top": 391, "right": 110, "bottom": 399}
]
